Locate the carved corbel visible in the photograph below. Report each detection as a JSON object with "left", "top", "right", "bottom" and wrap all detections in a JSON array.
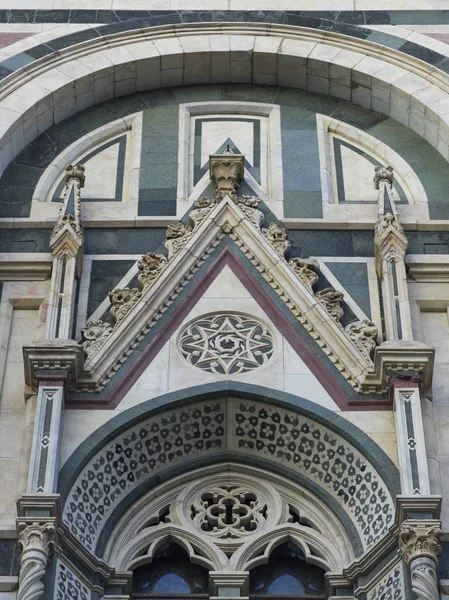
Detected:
[
  {"left": 17, "top": 520, "right": 55, "bottom": 600},
  {"left": 209, "top": 151, "right": 245, "bottom": 201},
  {"left": 400, "top": 521, "right": 442, "bottom": 600}
]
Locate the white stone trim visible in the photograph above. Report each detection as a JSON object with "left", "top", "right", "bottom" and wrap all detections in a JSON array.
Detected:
[
  {"left": 316, "top": 113, "right": 429, "bottom": 223},
  {"left": 31, "top": 112, "right": 142, "bottom": 222},
  {"left": 0, "top": 23, "right": 448, "bottom": 189},
  {"left": 177, "top": 101, "right": 283, "bottom": 218}
]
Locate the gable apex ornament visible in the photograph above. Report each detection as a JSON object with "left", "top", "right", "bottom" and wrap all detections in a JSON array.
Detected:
[{"left": 209, "top": 150, "right": 245, "bottom": 201}]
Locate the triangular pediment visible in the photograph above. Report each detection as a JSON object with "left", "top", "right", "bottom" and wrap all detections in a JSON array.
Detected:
[{"left": 67, "top": 194, "right": 402, "bottom": 407}]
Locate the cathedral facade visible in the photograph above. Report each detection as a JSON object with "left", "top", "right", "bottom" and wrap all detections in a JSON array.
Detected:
[{"left": 1, "top": 2, "right": 449, "bottom": 599}]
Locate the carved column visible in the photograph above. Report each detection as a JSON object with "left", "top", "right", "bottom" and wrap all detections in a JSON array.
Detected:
[
  {"left": 400, "top": 520, "right": 441, "bottom": 600},
  {"left": 374, "top": 166, "right": 413, "bottom": 341},
  {"left": 392, "top": 378, "right": 430, "bottom": 495},
  {"left": 17, "top": 520, "right": 55, "bottom": 600},
  {"left": 46, "top": 164, "right": 85, "bottom": 340}
]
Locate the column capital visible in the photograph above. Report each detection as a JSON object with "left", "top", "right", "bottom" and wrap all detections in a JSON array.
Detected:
[
  {"left": 209, "top": 152, "right": 245, "bottom": 200},
  {"left": 17, "top": 520, "right": 56, "bottom": 557},
  {"left": 399, "top": 520, "right": 442, "bottom": 565},
  {"left": 22, "top": 339, "right": 84, "bottom": 392}
]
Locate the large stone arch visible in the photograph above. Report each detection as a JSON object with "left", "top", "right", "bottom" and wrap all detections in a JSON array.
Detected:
[
  {"left": 0, "top": 21, "right": 448, "bottom": 180},
  {"left": 59, "top": 383, "right": 400, "bottom": 560}
]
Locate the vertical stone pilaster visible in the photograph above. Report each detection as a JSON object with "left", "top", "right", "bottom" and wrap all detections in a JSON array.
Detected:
[
  {"left": 373, "top": 166, "right": 412, "bottom": 342},
  {"left": 392, "top": 379, "right": 430, "bottom": 496},
  {"left": 400, "top": 520, "right": 441, "bottom": 600},
  {"left": 27, "top": 383, "right": 65, "bottom": 494}
]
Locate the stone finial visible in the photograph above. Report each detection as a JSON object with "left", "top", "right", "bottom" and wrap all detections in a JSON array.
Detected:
[
  {"left": 65, "top": 163, "right": 85, "bottom": 187},
  {"left": 209, "top": 150, "right": 245, "bottom": 200},
  {"left": 373, "top": 165, "right": 394, "bottom": 189}
]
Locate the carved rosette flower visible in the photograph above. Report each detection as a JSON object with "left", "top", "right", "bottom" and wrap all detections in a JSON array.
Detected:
[
  {"left": 316, "top": 288, "right": 345, "bottom": 322},
  {"left": 81, "top": 320, "right": 113, "bottom": 356},
  {"left": 289, "top": 257, "right": 320, "bottom": 292},
  {"left": 237, "top": 195, "right": 264, "bottom": 229},
  {"left": 137, "top": 252, "right": 167, "bottom": 288},
  {"left": 400, "top": 522, "right": 442, "bottom": 565},
  {"left": 262, "top": 223, "right": 291, "bottom": 258},
  {"left": 164, "top": 222, "right": 193, "bottom": 260},
  {"left": 345, "top": 319, "right": 378, "bottom": 361},
  {"left": 373, "top": 165, "right": 393, "bottom": 189},
  {"left": 17, "top": 522, "right": 55, "bottom": 600},
  {"left": 109, "top": 288, "right": 141, "bottom": 324}
]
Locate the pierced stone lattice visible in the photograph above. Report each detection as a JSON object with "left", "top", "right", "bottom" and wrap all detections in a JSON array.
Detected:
[
  {"left": 54, "top": 560, "right": 89, "bottom": 600},
  {"left": 63, "top": 399, "right": 394, "bottom": 553},
  {"left": 367, "top": 563, "right": 403, "bottom": 600},
  {"left": 191, "top": 486, "right": 267, "bottom": 538},
  {"left": 178, "top": 313, "right": 274, "bottom": 374}
]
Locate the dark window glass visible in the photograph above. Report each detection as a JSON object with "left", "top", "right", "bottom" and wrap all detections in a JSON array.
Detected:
[
  {"left": 132, "top": 543, "right": 209, "bottom": 599},
  {"left": 249, "top": 542, "right": 326, "bottom": 598}
]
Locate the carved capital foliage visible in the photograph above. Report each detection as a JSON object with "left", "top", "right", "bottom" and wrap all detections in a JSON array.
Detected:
[
  {"left": 316, "top": 288, "right": 345, "bottom": 322},
  {"left": 82, "top": 320, "right": 113, "bottom": 357},
  {"left": 373, "top": 164, "right": 394, "bottom": 189},
  {"left": 288, "top": 257, "right": 320, "bottom": 292},
  {"left": 65, "top": 163, "right": 85, "bottom": 187},
  {"left": 345, "top": 319, "right": 378, "bottom": 361},
  {"left": 18, "top": 522, "right": 55, "bottom": 556},
  {"left": 400, "top": 521, "right": 442, "bottom": 565},
  {"left": 137, "top": 252, "right": 167, "bottom": 288},
  {"left": 109, "top": 287, "right": 141, "bottom": 324},
  {"left": 210, "top": 153, "right": 245, "bottom": 200},
  {"left": 262, "top": 223, "right": 290, "bottom": 258}
]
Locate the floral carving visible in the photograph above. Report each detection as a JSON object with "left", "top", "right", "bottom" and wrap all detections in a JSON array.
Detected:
[
  {"left": 109, "top": 288, "right": 141, "bottom": 324},
  {"left": 179, "top": 313, "right": 274, "bottom": 374},
  {"left": 18, "top": 522, "right": 55, "bottom": 556},
  {"left": 345, "top": 319, "right": 378, "bottom": 360},
  {"left": 400, "top": 522, "right": 442, "bottom": 565},
  {"left": 316, "top": 288, "right": 345, "bottom": 322},
  {"left": 137, "top": 252, "right": 167, "bottom": 288},
  {"left": 191, "top": 486, "right": 267, "bottom": 539},
  {"left": 50, "top": 214, "right": 83, "bottom": 243},
  {"left": 65, "top": 163, "right": 85, "bottom": 187},
  {"left": 210, "top": 153, "right": 244, "bottom": 201},
  {"left": 189, "top": 197, "right": 218, "bottom": 230},
  {"left": 165, "top": 223, "right": 193, "bottom": 260},
  {"left": 81, "top": 320, "right": 113, "bottom": 357},
  {"left": 289, "top": 257, "right": 320, "bottom": 291},
  {"left": 262, "top": 223, "right": 290, "bottom": 258}
]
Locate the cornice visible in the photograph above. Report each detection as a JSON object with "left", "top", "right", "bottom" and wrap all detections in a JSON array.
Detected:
[{"left": 0, "top": 253, "right": 52, "bottom": 280}]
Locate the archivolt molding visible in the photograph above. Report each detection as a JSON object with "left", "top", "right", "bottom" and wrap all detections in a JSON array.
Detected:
[
  {"left": 62, "top": 396, "right": 395, "bottom": 557},
  {"left": 0, "top": 22, "right": 449, "bottom": 180}
]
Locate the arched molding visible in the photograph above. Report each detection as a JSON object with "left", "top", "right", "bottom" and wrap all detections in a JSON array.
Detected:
[
  {"left": 105, "top": 465, "right": 354, "bottom": 574},
  {"left": 230, "top": 524, "right": 338, "bottom": 573},
  {"left": 58, "top": 384, "right": 399, "bottom": 558},
  {"left": 117, "top": 523, "right": 228, "bottom": 572},
  {"left": 0, "top": 22, "right": 448, "bottom": 179}
]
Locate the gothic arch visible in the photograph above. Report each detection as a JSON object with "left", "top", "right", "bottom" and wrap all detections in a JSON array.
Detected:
[{"left": 59, "top": 383, "right": 400, "bottom": 560}]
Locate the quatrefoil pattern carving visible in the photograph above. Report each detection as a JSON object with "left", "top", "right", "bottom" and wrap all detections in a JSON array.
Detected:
[{"left": 178, "top": 313, "right": 275, "bottom": 374}]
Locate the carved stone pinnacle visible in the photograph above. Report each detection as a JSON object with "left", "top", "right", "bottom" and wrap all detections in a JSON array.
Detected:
[
  {"left": 65, "top": 163, "right": 85, "bottom": 187},
  {"left": 373, "top": 165, "right": 394, "bottom": 189}
]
